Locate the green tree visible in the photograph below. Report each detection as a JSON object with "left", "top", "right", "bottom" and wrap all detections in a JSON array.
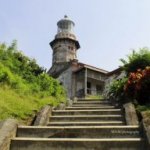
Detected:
[{"left": 120, "top": 48, "right": 150, "bottom": 75}]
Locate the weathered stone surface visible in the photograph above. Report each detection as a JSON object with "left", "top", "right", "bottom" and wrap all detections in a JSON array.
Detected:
[
  {"left": 123, "top": 102, "right": 139, "bottom": 125},
  {"left": 141, "top": 112, "right": 150, "bottom": 148},
  {"left": 66, "top": 99, "right": 73, "bottom": 107},
  {"left": 50, "top": 115, "right": 123, "bottom": 122},
  {"left": 57, "top": 67, "right": 72, "bottom": 98},
  {"left": 0, "top": 119, "right": 18, "bottom": 150},
  {"left": 73, "top": 97, "right": 78, "bottom": 102},
  {"left": 52, "top": 109, "right": 122, "bottom": 116},
  {"left": 72, "top": 103, "right": 112, "bottom": 107},
  {"left": 56, "top": 103, "right": 66, "bottom": 110},
  {"left": 0, "top": 121, "right": 4, "bottom": 129},
  {"left": 66, "top": 106, "right": 115, "bottom": 110},
  {"left": 141, "top": 121, "right": 150, "bottom": 148},
  {"left": 10, "top": 138, "right": 146, "bottom": 150},
  {"left": 33, "top": 105, "right": 52, "bottom": 126},
  {"left": 48, "top": 121, "right": 125, "bottom": 126},
  {"left": 16, "top": 126, "right": 140, "bottom": 138}
]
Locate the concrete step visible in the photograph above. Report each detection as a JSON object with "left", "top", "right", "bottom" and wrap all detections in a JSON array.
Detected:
[
  {"left": 66, "top": 106, "right": 116, "bottom": 110},
  {"left": 16, "top": 126, "right": 140, "bottom": 139},
  {"left": 52, "top": 109, "right": 122, "bottom": 116},
  {"left": 48, "top": 121, "right": 125, "bottom": 126},
  {"left": 72, "top": 104, "right": 113, "bottom": 107},
  {"left": 77, "top": 98, "right": 108, "bottom": 101},
  {"left": 50, "top": 115, "right": 124, "bottom": 122},
  {"left": 10, "top": 138, "right": 146, "bottom": 150},
  {"left": 73, "top": 101, "right": 111, "bottom": 104}
]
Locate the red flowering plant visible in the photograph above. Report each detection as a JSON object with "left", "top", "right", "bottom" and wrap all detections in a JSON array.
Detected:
[
  {"left": 124, "top": 66, "right": 150, "bottom": 104},
  {"left": 109, "top": 48, "right": 150, "bottom": 104}
]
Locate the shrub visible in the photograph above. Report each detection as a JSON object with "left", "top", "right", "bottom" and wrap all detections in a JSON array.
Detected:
[
  {"left": 124, "top": 67, "right": 150, "bottom": 104},
  {"left": 0, "top": 41, "right": 66, "bottom": 98},
  {"left": 108, "top": 77, "right": 128, "bottom": 103},
  {"left": 108, "top": 48, "right": 150, "bottom": 105},
  {"left": 120, "top": 48, "right": 150, "bottom": 75}
]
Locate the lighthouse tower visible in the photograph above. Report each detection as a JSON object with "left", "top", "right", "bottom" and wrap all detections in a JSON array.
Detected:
[
  {"left": 49, "top": 15, "right": 80, "bottom": 77},
  {"left": 50, "top": 15, "right": 80, "bottom": 65}
]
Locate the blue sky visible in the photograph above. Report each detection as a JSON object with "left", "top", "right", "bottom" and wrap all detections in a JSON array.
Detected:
[{"left": 0, "top": 0, "right": 150, "bottom": 71}]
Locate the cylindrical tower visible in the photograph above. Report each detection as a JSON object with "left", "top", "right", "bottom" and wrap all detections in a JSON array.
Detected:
[{"left": 50, "top": 15, "right": 80, "bottom": 65}]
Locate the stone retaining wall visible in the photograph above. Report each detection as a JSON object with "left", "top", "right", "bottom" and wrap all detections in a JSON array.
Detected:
[
  {"left": 123, "top": 102, "right": 139, "bottom": 125},
  {"left": 0, "top": 119, "right": 18, "bottom": 150},
  {"left": 33, "top": 105, "right": 52, "bottom": 126}
]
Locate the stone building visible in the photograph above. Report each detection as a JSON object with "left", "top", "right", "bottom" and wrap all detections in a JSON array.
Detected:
[{"left": 48, "top": 16, "right": 121, "bottom": 98}]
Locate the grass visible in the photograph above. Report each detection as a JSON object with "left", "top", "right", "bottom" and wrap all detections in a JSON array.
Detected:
[
  {"left": 136, "top": 104, "right": 150, "bottom": 126},
  {"left": 136, "top": 105, "right": 150, "bottom": 112},
  {"left": 0, "top": 86, "right": 66, "bottom": 123},
  {"left": 85, "top": 94, "right": 104, "bottom": 100},
  {"left": 140, "top": 111, "right": 150, "bottom": 127}
]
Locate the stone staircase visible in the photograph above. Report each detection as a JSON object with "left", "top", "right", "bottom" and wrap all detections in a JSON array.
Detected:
[{"left": 10, "top": 99, "right": 147, "bottom": 150}]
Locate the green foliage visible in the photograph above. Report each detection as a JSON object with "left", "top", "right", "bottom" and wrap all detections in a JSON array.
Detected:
[
  {"left": 0, "top": 62, "right": 27, "bottom": 89},
  {"left": 0, "top": 41, "right": 66, "bottom": 121},
  {"left": 120, "top": 48, "right": 150, "bottom": 75},
  {"left": 108, "top": 47, "right": 150, "bottom": 105},
  {"left": 120, "top": 48, "right": 150, "bottom": 104},
  {"left": 124, "top": 67, "right": 150, "bottom": 104},
  {"left": 108, "top": 78, "right": 128, "bottom": 103},
  {"left": 0, "top": 41, "right": 66, "bottom": 97},
  {"left": 86, "top": 95, "right": 104, "bottom": 99},
  {"left": 0, "top": 86, "right": 64, "bottom": 121},
  {"left": 136, "top": 104, "right": 150, "bottom": 112}
]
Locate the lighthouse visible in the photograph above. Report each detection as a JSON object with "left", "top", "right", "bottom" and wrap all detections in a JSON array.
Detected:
[
  {"left": 48, "top": 16, "right": 109, "bottom": 98},
  {"left": 50, "top": 15, "right": 80, "bottom": 65}
]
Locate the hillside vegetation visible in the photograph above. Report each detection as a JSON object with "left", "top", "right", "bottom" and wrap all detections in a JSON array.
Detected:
[{"left": 0, "top": 41, "right": 66, "bottom": 122}]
